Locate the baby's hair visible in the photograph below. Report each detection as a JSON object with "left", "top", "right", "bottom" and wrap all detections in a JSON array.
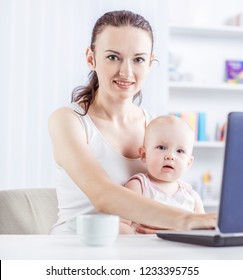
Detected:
[
  {"left": 149, "top": 115, "right": 194, "bottom": 130},
  {"left": 144, "top": 115, "right": 195, "bottom": 146}
]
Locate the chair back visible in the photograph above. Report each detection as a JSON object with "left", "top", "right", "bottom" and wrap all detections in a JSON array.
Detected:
[{"left": 0, "top": 188, "right": 58, "bottom": 234}]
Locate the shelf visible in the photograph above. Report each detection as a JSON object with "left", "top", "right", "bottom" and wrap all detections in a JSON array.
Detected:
[
  {"left": 194, "top": 141, "right": 224, "bottom": 148},
  {"left": 167, "top": 8, "right": 242, "bottom": 204},
  {"left": 170, "top": 24, "right": 243, "bottom": 38},
  {"left": 169, "top": 81, "right": 243, "bottom": 93}
]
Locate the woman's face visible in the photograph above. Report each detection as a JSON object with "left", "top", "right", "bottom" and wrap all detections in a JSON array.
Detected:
[{"left": 87, "top": 26, "right": 153, "bottom": 102}]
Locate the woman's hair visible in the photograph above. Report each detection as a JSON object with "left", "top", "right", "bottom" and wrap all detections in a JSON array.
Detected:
[{"left": 71, "top": 10, "right": 154, "bottom": 115}]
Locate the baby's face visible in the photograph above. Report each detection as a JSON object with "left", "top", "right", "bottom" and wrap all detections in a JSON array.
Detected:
[{"left": 142, "top": 120, "right": 194, "bottom": 183}]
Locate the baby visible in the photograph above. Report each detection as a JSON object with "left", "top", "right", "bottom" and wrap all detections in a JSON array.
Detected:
[{"left": 120, "top": 115, "right": 205, "bottom": 234}]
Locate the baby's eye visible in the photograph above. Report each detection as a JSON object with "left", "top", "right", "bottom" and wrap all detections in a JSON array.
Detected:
[
  {"left": 134, "top": 57, "right": 145, "bottom": 63},
  {"left": 157, "top": 145, "right": 167, "bottom": 150},
  {"left": 107, "top": 55, "right": 119, "bottom": 61},
  {"left": 177, "top": 149, "right": 185, "bottom": 154}
]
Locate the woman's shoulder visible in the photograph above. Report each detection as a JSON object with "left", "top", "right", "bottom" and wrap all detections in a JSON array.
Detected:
[
  {"left": 49, "top": 103, "right": 84, "bottom": 122},
  {"left": 48, "top": 104, "right": 87, "bottom": 136},
  {"left": 49, "top": 106, "right": 76, "bottom": 125},
  {"left": 48, "top": 104, "right": 88, "bottom": 149}
]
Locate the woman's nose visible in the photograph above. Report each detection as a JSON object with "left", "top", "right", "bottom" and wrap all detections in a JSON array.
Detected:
[{"left": 119, "top": 60, "right": 133, "bottom": 78}]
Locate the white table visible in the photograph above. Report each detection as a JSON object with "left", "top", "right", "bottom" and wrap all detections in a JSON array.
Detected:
[{"left": 1, "top": 234, "right": 243, "bottom": 260}]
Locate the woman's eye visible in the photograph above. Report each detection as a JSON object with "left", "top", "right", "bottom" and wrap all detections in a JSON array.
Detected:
[
  {"left": 134, "top": 57, "right": 145, "bottom": 63},
  {"left": 107, "top": 55, "right": 119, "bottom": 61}
]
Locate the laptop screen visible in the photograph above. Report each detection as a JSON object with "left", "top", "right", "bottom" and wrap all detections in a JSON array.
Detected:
[{"left": 219, "top": 112, "right": 243, "bottom": 233}]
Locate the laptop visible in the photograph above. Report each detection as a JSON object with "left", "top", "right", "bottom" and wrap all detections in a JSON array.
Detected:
[{"left": 157, "top": 112, "right": 243, "bottom": 247}]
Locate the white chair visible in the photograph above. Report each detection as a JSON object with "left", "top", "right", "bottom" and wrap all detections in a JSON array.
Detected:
[{"left": 0, "top": 188, "right": 58, "bottom": 234}]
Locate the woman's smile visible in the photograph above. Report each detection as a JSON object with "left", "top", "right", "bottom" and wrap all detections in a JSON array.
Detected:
[{"left": 113, "top": 79, "right": 135, "bottom": 89}]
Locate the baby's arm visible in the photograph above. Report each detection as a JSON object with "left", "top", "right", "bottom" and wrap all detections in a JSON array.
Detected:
[
  {"left": 192, "top": 190, "right": 205, "bottom": 214},
  {"left": 125, "top": 178, "right": 143, "bottom": 194}
]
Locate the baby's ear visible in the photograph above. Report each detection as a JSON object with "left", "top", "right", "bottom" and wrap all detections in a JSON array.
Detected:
[
  {"left": 187, "top": 155, "right": 194, "bottom": 168},
  {"left": 139, "top": 146, "right": 146, "bottom": 162}
]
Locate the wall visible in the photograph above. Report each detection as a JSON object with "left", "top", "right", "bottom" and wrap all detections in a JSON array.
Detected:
[
  {"left": 169, "top": 0, "right": 243, "bottom": 26},
  {"left": 0, "top": 0, "right": 168, "bottom": 189},
  {"left": 168, "top": 0, "right": 243, "bottom": 204}
]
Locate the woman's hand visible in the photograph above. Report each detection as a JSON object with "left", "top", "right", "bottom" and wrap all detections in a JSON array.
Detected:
[
  {"left": 135, "top": 212, "right": 218, "bottom": 234},
  {"left": 187, "top": 212, "right": 217, "bottom": 230}
]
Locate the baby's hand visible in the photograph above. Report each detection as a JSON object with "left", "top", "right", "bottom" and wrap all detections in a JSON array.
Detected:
[
  {"left": 136, "top": 224, "right": 173, "bottom": 234},
  {"left": 119, "top": 222, "right": 135, "bottom": 235}
]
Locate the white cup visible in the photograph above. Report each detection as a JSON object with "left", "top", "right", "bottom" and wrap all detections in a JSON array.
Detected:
[{"left": 76, "top": 214, "right": 119, "bottom": 246}]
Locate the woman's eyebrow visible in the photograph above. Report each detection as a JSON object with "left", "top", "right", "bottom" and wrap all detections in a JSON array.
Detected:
[
  {"left": 105, "top": 49, "right": 148, "bottom": 56},
  {"left": 134, "top": 53, "right": 148, "bottom": 56},
  {"left": 105, "top": 50, "right": 120, "bottom": 54}
]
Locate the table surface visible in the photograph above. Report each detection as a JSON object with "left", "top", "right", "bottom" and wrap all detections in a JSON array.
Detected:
[{"left": 1, "top": 234, "right": 243, "bottom": 260}]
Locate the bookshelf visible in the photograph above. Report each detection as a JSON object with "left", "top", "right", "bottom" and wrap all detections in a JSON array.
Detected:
[
  {"left": 168, "top": 23, "right": 243, "bottom": 211},
  {"left": 169, "top": 81, "right": 243, "bottom": 93},
  {"left": 170, "top": 24, "right": 243, "bottom": 38}
]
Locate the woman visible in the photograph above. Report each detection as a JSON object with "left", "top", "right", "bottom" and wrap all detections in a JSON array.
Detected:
[{"left": 49, "top": 10, "right": 216, "bottom": 234}]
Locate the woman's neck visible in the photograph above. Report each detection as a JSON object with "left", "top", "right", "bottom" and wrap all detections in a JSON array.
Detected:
[{"left": 89, "top": 92, "right": 139, "bottom": 123}]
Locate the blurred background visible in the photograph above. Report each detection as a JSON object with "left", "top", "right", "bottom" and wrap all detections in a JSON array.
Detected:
[{"left": 1, "top": 0, "right": 243, "bottom": 213}]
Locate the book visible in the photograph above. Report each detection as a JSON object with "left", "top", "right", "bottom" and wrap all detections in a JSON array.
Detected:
[
  {"left": 225, "top": 60, "right": 243, "bottom": 84},
  {"left": 198, "top": 112, "right": 207, "bottom": 141}
]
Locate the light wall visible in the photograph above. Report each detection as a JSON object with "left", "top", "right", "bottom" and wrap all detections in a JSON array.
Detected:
[{"left": 0, "top": 0, "right": 168, "bottom": 189}]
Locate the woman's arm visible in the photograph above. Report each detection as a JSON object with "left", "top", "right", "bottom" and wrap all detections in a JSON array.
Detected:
[
  {"left": 48, "top": 107, "right": 216, "bottom": 230},
  {"left": 119, "top": 178, "right": 144, "bottom": 234}
]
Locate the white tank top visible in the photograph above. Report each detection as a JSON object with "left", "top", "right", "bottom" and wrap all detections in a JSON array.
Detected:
[{"left": 51, "top": 102, "right": 154, "bottom": 234}]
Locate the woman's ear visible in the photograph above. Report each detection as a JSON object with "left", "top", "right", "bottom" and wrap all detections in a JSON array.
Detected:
[
  {"left": 149, "top": 52, "right": 155, "bottom": 67},
  {"left": 86, "top": 48, "right": 96, "bottom": 70},
  {"left": 139, "top": 146, "right": 146, "bottom": 163}
]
